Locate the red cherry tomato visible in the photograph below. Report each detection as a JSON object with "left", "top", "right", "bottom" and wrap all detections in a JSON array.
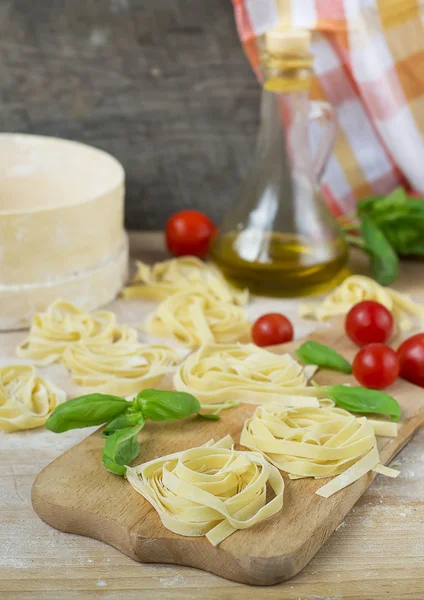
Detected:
[
  {"left": 252, "top": 313, "right": 294, "bottom": 347},
  {"left": 165, "top": 210, "right": 216, "bottom": 259},
  {"left": 397, "top": 333, "right": 424, "bottom": 387},
  {"left": 345, "top": 301, "right": 394, "bottom": 346},
  {"left": 353, "top": 343, "right": 400, "bottom": 389}
]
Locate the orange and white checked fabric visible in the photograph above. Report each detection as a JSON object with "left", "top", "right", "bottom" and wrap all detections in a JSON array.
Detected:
[{"left": 232, "top": 0, "right": 424, "bottom": 215}]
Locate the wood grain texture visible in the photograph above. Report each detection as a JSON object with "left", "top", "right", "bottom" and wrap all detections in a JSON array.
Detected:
[
  {"left": 31, "top": 327, "right": 424, "bottom": 585},
  {"left": 0, "top": 0, "right": 258, "bottom": 229},
  {"left": 1, "top": 233, "right": 424, "bottom": 598}
]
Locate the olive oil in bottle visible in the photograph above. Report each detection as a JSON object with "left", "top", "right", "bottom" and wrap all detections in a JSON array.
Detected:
[
  {"left": 210, "top": 27, "right": 347, "bottom": 296},
  {"left": 211, "top": 232, "right": 348, "bottom": 297}
]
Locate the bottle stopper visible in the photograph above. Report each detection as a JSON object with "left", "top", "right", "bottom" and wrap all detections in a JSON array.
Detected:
[{"left": 265, "top": 27, "right": 311, "bottom": 56}]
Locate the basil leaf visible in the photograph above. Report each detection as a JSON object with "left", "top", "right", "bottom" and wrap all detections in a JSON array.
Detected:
[
  {"left": 357, "top": 190, "right": 424, "bottom": 257},
  {"left": 323, "top": 385, "right": 401, "bottom": 422},
  {"left": 361, "top": 215, "right": 399, "bottom": 285},
  {"left": 381, "top": 216, "right": 424, "bottom": 256},
  {"left": 357, "top": 188, "right": 408, "bottom": 219},
  {"left": 197, "top": 413, "right": 221, "bottom": 421},
  {"left": 102, "top": 424, "right": 144, "bottom": 475},
  {"left": 102, "top": 412, "right": 144, "bottom": 437},
  {"left": 46, "top": 393, "right": 129, "bottom": 433},
  {"left": 357, "top": 194, "right": 385, "bottom": 218},
  {"left": 135, "top": 389, "right": 200, "bottom": 421},
  {"left": 102, "top": 456, "right": 127, "bottom": 476},
  {"left": 296, "top": 341, "right": 352, "bottom": 374}
]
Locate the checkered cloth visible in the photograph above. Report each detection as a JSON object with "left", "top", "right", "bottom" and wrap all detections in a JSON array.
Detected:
[{"left": 233, "top": 0, "right": 424, "bottom": 215}]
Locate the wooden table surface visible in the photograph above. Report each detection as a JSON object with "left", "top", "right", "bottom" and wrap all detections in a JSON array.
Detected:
[{"left": 1, "top": 232, "right": 423, "bottom": 600}]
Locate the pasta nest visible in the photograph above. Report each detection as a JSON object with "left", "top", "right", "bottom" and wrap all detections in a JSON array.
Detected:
[
  {"left": 17, "top": 299, "right": 138, "bottom": 365},
  {"left": 123, "top": 256, "right": 248, "bottom": 305},
  {"left": 240, "top": 403, "right": 399, "bottom": 498},
  {"left": 126, "top": 435, "right": 284, "bottom": 546},
  {"left": 300, "top": 275, "right": 424, "bottom": 331},
  {"left": 174, "top": 343, "right": 319, "bottom": 407},
  {"left": 62, "top": 341, "right": 181, "bottom": 397},
  {"left": 145, "top": 287, "right": 251, "bottom": 348},
  {"left": 0, "top": 365, "right": 67, "bottom": 432}
]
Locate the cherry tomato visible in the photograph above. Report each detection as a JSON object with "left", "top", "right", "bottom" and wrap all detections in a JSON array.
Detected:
[
  {"left": 397, "top": 333, "right": 424, "bottom": 387},
  {"left": 252, "top": 313, "right": 294, "bottom": 347},
  {"left": 353, "top": 343, "right": 400, "bottom": 389},
  {"left": 345, "top": 301, "right": 394, "bottom": 346},
  {"left": 165, "top": 210, "right": 216, "bottom": 259}
]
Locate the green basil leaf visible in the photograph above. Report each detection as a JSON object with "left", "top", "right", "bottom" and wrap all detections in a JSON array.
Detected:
[
  {"left": 357, "top": 189, "right": 424, "bottom": 257},
  {"left": 102, "top": 423, "right": 144, "bottom": 475},
  {"left": 197, "top": 413, "right": 221, "bottom": 421},
  {"left": 381, "top": 216, "right": 424, "bottom": 256},
  {"left": 361, "top": 215, "right": 399, "bottom": 285},
  {"left": 102, "top": 456, "right": 127, "bottom": 476},
  {"left": 323, "top": 385, "right": 401, "bottom": 422},
  {"left": 46, "top": 393, "right": 129, "bottom": 433},
  {"left": 296, "top": 341, "right": 352, "bottom": 374},
  {"left": 358, "top": 188, "right": 407, "bottom": 219},
  {"left": 357, "top": 194, "right": 385, "bottom": 218},
  {"left": 102, "top": 412, "right": 144, "bottom": 437},
  {"left": 135, "top": 389, "right": 200, "bottom": 421}
]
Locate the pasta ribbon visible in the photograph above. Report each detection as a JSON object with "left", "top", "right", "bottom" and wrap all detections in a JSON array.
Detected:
[
  {"left": 17, "top": 299, "right": 138, "bottom": 365},
  {"left": 174, "top": 343, "right": 320, "bottom": 407},
  {"left": 240, "top": 403, "right": 399, "bottom": 497},
  {"left": 0, "top": 365, "right": 66, "bottom": 432},
  {"left": 126, "top": 435, "right": 284, "bottom": 546},
  {"left": 300, "top": 275, "right": 424, "bottom": 332},
  {"left": 145, "top": 287, "right": 251, "bottom": 348},
  {"left": 123, "top": 256, "right": 248, "bottom": 305},
  {"left": 63, "top": 342, "right": 180, "bottom": 396}
]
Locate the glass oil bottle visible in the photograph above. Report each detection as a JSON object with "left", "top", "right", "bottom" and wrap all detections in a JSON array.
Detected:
[{"left": 210, "top": 27, "right": 348, "bottom": 296}]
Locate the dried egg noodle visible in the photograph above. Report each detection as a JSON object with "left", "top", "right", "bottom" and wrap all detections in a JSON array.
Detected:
[
  {"left": 174, "top": 343, "right": 319, "bottom": 407},
  {"left": 0, "top": 365, "right": 66, "bottom": 432},
  {"left": 240, "top": 403, "right": 399, "bottom": 498},
  {"left": 17, "top": 299, "right": 138, "bottom": 366},
  {"left": 145, "top": 287, "right": 251, "bottom": 348},
  {"left": 126, "top": 435, "right": 284, "bottom": 547},
  {"left": 300, "top": 275, "right": 424, "bottom": 332},
  {"left": 123, "top": 256, "right": 248, "bottom": 305},
  {"left": 63, "top": 342, "right": 180, "bottom": 396}
]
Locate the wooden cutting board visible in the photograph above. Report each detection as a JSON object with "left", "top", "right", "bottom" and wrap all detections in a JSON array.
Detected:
[{"left": 31, "top": 326, "right": 424, "bottom": 586}]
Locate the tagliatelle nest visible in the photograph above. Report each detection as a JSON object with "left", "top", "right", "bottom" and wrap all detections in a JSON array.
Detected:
[
  {"left": 0, "top": 365, "right": 67, "bottom": 432},
  {"left": 300, "top": 275, "right": 424, "bottom": 332},
  {"left": 240, "top": 403, "right": 399, "bottom": 498},
  {"left": 126, "top": 435, "right": 284, "bottom": 546},
  {"left": 144, "top": 287, "right": 251, "bottom": 348},
  {"left": 17, "top": 299, "right": 138, "bottom": 366},
  {"left": 123, "top": 256, "right": 248, "bottom": 305},
  {"left": 173, "top": 342, "right": 319, "bottom": 407},
  {"left": 62, "top": 341, "right": 181, "bottom": 397}
]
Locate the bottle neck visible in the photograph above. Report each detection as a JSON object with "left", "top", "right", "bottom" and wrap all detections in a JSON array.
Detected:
[{"left": 257, "top": 86, "right": 314, "bottom": 177}]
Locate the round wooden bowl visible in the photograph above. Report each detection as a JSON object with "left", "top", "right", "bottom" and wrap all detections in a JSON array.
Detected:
[{"left": 0, "top": 134, "right": 128, "bottom": 330}]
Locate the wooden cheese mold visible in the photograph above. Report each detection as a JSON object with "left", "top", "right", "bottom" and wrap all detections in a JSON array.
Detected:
[{"left": 0, "top": 133, "right": 128, "bottom": 330}]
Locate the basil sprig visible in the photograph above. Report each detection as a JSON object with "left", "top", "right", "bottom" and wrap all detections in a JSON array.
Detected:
[
  {"left": 321, "top": 384, "right": 401, "bottom": 422},
  {"left": 46, "top": 389, "right": 207, "bottom": 475},
  {"left": 296, "top": 341, "right": 352, "bottom": 374},
  {"left": 340, "top": 187, "right": 424, "bottom": 285},
  {"left": 357, "top": 187, "right": 424, "bottom": 256}
]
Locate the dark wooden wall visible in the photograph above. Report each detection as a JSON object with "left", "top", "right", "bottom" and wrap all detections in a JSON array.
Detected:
[{"left": 0, "top": 0, "right": 260, "bottom": 229}]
